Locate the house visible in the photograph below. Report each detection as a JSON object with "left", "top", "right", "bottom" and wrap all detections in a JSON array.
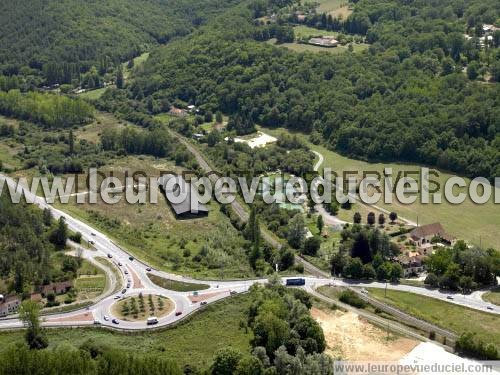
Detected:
[
  {"left": 397, "top": 254, "right": 425, "bottom": 277},
  {"left": 483, "top": 24, "right": 499, "bottom": 34},
  {"left": 169, "top": 106, "right": 188, "bottom": 117},
  {"left": 308, "top": 36, "right": 339, "bottom": 48},
  {"left": 158, "top": 174, "right": 209, "bottom": 219},
  {"left": 30, "top": 293, "right": 42, "bottom": 303},
  {"left": 409, "top": 223, "right": 455, "bottom": 248},
  {"left": 40, "top": 280, "right": 73, "bottom": 297},
  {"left": 0, "top": 295, "right": 21, "bottom": 317}
]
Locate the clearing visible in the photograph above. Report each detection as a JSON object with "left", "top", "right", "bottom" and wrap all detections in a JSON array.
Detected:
[{"left": 312, "top": 307, "right": 418, "bottom": 360}]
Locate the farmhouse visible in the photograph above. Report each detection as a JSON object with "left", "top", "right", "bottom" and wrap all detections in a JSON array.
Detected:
[
  {"left": 158, "top": 174, "right": 209, "bottom": 219},
  {"left": 0, "top": 295, "right": 21, "bottom": 317},
  {"left": 397, "top": 254, "right": 424, "bottom": 277},
  {"left": 40, "top": 280, "right": 73, "bottom": 297},
  {"left": 308, "top": 36, "right": 339, "bottom": 48},
  {"left": 409, "top": 223, "right": 455, "bottom": 248}
]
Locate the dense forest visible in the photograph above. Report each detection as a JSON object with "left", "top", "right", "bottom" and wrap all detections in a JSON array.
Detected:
[
  {"left": 100, "top": 0, "right": 500, "bottom": 182},
  {"left": 0, "top": 194, "right": 76, "bottom": 297},
  {"left": 0, "top": 0, "right": 244, "bottom": 85}
]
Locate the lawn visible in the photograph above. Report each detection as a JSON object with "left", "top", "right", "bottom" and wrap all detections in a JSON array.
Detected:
[
  {"left": 368, "top": 288, "right": 500, "bottom": 350},
  {"left": 78, "top": 87, "right": 107, "bottom": 100},
  {"left": 0, "top": 293, "right": 253, "bottom": 370},
  {"left": 262, "top": 127, "right": 500, "bottom": 249},
  {"left": 483, "top": 287, "right": 500, "bottom": 306},
  {"left": 268, "top": 39, "right": 368, "bottom": 54},
  {"left": 148, "top": 273, "right": 209, "bottom": 292},
  {"left": 74, "top": 259, "right": 106, "bottom": 301},
  {"left": 316, "top": 0, "right": 349, "bottom": 14}
]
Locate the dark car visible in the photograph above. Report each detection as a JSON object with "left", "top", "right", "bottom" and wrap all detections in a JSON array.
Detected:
[
  {"left": 175, "top": 311, "right": 182, "bottom": 316},
  {"left": 112, "top": 319, "right": 119, "bottom": 325},
  {"left": 200, "top": 301, "right": 207, "bottom": 306},
  {"left": 129, "top": 256, "right": 134, "bottom": 261},
  {"left": 121, "top": 289, "right": 127, "bottom": 294},
  {"left": 447, "top": 296, "right": 454, "bottom": 300},
  {"left": 146, "top": 267, "right": 152, "bottom": 272},
  {"left": 107, "top": 254, "right": 113, "bottom": 258}
]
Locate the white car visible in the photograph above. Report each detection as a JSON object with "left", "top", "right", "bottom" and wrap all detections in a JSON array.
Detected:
[
  {"left": 103, "top": 315, "right": 109, "bottom": 321},
  {"left": 114, "top": 295, "right": 121, "bottom": 300}
]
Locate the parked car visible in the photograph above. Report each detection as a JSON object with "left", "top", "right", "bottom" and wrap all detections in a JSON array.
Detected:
[
  {"left": 175, "top": 311, "right": 182, "bottom": 316},
  {"left": 112, "top": 319, "right": 119, "bottom": 325}
]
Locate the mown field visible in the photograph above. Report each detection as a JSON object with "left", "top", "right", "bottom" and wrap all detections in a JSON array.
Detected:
[
  {"left": 0, "top": 293, "right": 253, "bottom": 370},
  {"left": 263, "top": 127, "right": 500, "bottom": 249},
  {"left": 368, "top": 288, "right": 500, "bottom": 350}
]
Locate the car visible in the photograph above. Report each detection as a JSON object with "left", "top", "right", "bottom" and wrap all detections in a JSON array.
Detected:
[
  {"left": 118, "top": 262, "right": 122, "bottom": 266},
  {"left": 487, "top": 306, "right": 494, "bottom": 311},
  {"left": 200, "top": 301, "right": 207, "bottom": 306},
  {"left": 91, "top": 233, "right": 96, "bottom": 236},
  {"left": 89, "top": 240, "right": 95, "bottom": 245},
  {"left": 124, "top": 270, "right": 129, "bottom": 275},
  {"left": 147, "top": 317, "right": 159, "bottom": 325},
  {"left": 112, "top": 319, "right": 119, "bottom": 325},
  {"left": 107, "top": 254, "right": 113, "bottom": 259},
  {"left": 114, "top": 295, "right": 121, "bottom": 300},
  {"left": 129, "top": 256, "right": 134, "bottom": 261},
  {"left": 175, "top": 311, "right": 182, "bottom": 316},
  {"left": 93, "top": 320, "right": 101, "bottom": 325},
  {"left": 103, "top": 315, "right": 109, "bottom": 321},
  {"left": 447, "top": 296, "right": 454, "bottom": 300},
  {"left": 121, "top": 289, "right": 127, "bottom": 294},
  {"left": 230, "top": 290, "right": 237, "bottom": 295},
  {"left": 126, "top": 283, "right": 131, "bottom": 289},
  {"left": 146, "top": 267, "right": 152, "bottom": 272}
]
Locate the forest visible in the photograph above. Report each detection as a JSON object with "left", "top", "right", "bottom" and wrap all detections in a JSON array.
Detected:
[
  {"left": 0, "top": 0, "right": 244, "bottom": 85},
  {"left": 100, "top": 0, "right": 500, "bottom": 182}
]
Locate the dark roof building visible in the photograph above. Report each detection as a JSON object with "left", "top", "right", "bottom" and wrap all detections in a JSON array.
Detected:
[
  {"left": 158, "top": 175, "right": 209, "bottom": 219},
  {"left": 410, "top": 222, "right": 455, "bottom": 246}
]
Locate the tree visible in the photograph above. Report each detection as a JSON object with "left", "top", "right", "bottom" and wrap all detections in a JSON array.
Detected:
[
  {"left": 378, "top": 213, "right": 385, "bottom": 227},
  {"left": 215, "top": 111, "right": 223, "bottom": 123},
  {"left": 353, "top": 212, "right": 362, "bottom": 224},
  {"left": 43, "top": 208, "right": 52, "bottom": 226},
  {"left": 389, "top": 212, "right": 397, "bottom": 223},
  {"left": 279, "top": 246, "right": 295, "bottom": 270},
  {"left": 467, "top": 61, "right": 480, "bottom": 80},
  {"left": 51, "top": 217, "right": 68, "bottom": 249},
  {"left": 19, "top": 300, "right": 48, "bottom": 350},
  {"left": 367, "top": 212, "right": 375, "bottom": 226},
  {"left": 343, "top": 257, "right": 363, "bottom": 279},
  {"left": 424, "top": 273, "right": 439, "bottom": 287},
  {"left": 116, "top": 66, "right": 124, "bottom": 89},
  {"left": 316, "top": 215, "right": 324, "bottom": 234},
  {"left": 303, "top": 236, "right": 321, "bottom": 256},
  {"left": 235, "top": 356, "right": 264, "bottom": 375},
  {"left": 362, "top": 263, "right": 376, "bottom": 279},
  {"left": 390, "top": 263, "right": 403, "bottom": 282},
  {"left": 287, "top": 214, "right": 306, "bottom": 249},
  {"left": 68, "top": 129, "right": 75, "bottom": 155},
  {"left": 376, "top": 262, "right": 392, "bottom": 281}
]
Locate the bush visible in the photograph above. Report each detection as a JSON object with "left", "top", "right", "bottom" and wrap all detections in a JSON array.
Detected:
[{"left": 339, "top": 290, "right": 367, "bottom": 309}]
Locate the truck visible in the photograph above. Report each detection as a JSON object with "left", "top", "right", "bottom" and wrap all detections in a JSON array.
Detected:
[
  {"left": 147, "top": 317, "right": 159, "bottom": 325},
  {"left": 285, "top": 278, "right": 305, "bottom": 286}
]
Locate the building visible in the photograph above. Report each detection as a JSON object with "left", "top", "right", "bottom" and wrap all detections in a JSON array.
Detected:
[
  {"left": 308, "top": 36, "right": 339, "bottom": 48},
  {"left": 409, "top": 222, "right": 455, "bottom": 247},
  {"left": 397, "top": 254, "right": 424, "bottom": 277},
  {"left": 0, "top": 295, "right": 21, "bottom": 317},
  {"left": 168, "top": 106, "right": 188, "bottom": 117},
  {"left": 40, "top": 280, "right": 73, "bottom": 297},
  {"left": 158, "top": 175, "right": 209, "bottom": 219},
  {"left": 483, "top": 24, "right": 499, "bottom": 34}
]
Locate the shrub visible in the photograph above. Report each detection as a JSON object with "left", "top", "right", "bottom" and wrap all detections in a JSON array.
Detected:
[{"left": 339, "top": 290, "right": 367, "bottom": 309}]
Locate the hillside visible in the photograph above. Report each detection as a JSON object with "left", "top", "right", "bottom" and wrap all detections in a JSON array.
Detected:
[{"left": 0, "top": 0, "right": 242, "bottom": 83}]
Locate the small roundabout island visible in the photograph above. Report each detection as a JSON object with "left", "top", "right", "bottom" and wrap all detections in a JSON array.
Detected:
[{"left": 111, "top": 293, "right": 174, "bottom": 322}]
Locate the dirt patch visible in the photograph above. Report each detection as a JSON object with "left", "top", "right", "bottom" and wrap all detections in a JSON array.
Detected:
[{"left": 311, "top": 307, "right": 418, "bottom": 360}]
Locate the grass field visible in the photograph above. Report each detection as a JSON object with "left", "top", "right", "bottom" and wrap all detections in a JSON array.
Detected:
[
  {"left": 316, "top": 0, "right": 348, "bottom": 14},
  {"left": 74, "top": 260, "right": 106, "bottom": 301},
  {"left": 55, "top": 155, "right": 254, "bottom": 280},
  {"left": 79, "top": 87, "right": 107, "bottom": 100},
  {"left": 262, "top": 127, "right": 500, "bottom": 249},
  {"left": 148, "top": 274, "right": 209, "bottom": 292},
  {"left": 268, "top": 38, "right": 368, "bottom": 54},
  {"left": 483, "top": 287, "right": 500, "bottom": 306},
  {"left": 0, "top": 293, "right": 253, "bottom": 370},
  {"left": 369, "top": 288, "right": 500, "bottom": 349}
]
